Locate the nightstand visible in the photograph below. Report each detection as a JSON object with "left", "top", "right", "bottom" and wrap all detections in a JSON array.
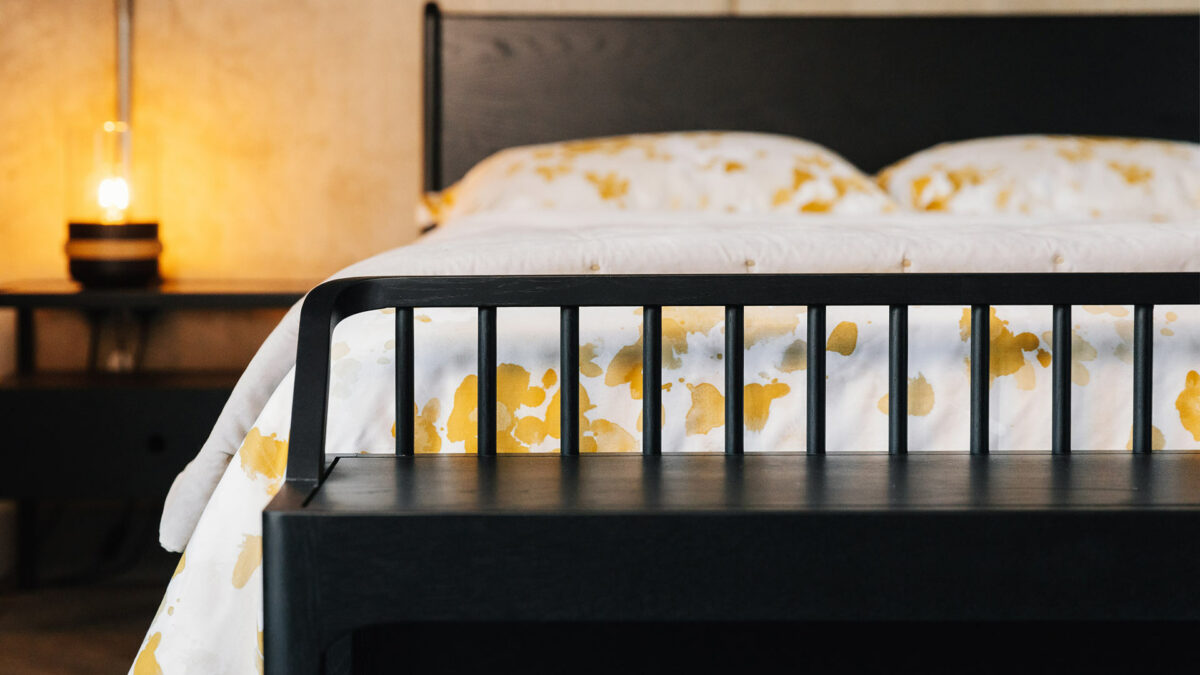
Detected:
[{"left": 0, "top": 279, "right": 309, "bottom": 586}]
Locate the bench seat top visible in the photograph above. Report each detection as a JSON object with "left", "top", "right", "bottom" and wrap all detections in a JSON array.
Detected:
[{"left": 286, "top": 452, "right": 1200, "bottom": 514}]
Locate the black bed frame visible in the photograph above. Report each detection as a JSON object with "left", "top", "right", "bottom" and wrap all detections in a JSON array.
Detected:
[{"left": 264, "top": 6, "right": 1200, "bottom": 674}]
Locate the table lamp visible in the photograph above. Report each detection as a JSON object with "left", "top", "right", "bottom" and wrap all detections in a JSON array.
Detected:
[{"left": 65, "top": 0, "right": 161, "bottom": 288}]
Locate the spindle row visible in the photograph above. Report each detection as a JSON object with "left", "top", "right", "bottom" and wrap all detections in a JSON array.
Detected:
[{"left": 393, "top": 304, "right": 1157, "bottom": 456}]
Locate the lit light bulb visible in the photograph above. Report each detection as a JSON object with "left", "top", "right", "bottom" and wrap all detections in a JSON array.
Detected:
[{"left": 98, "top": 176, "right": 130, "bottom": 223}]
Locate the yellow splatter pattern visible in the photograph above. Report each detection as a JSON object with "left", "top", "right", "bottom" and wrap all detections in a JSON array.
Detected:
[
  {"left": 1070, "top": 330, "right": 1099, "bottom": 386},
  {"left": 1107, "top": 161, "right": 1153, "bottom": 185},
  {"left": 878, "top": 135, "right": 1198, "bottom": 219},
  {"left": 908, "top": 165, "right": 991, "bottom": 211},
  {"left": 1083, "top": 305, "right": 1129, "bottom": 317},
  {"left": 232, "top": 534, "right": 263, "bottom": 589},
  {"left": 876, "top": 373, "right": 936, "bottom": 417},
  {"left": 779, "top": 339, "right": 807, "bottom": 372},
  {"left": 605, "top": 339, "right": 644, "bottom": 400},
  {"left": 960, "top": 308, "right": 1042, "bottom": 385},
  {"left": 133, "top": 632, "right": 163, "bottom": 675},
  {"left": 588, "top": 419, "right": 638, "bottom": 453},
  {"left": 535, "top": 164, "right": 571, "bottom": 181},
  {"left": 685, "top": 383, "right": 725, "bottom": 436},
  {"left": 1125, "top": 426, "right": 1167, "bottom": 451},
  {"left": 447, "top": 375, "right": 480, "bottom": 451},
  {"left": 238, "top": 428, "right": 288, "bottom": 494},
  {"left": 744, "top": 382, "right": 791, "bottom": 432},
  {"left": 416, "top": 187, "right": 457, "bottom": 225},
  {"left": 449, "top": 365, "right": 637, "bottom": 453},
  {"left": 390, "top": 400, "right": 443, "bottom": 454},
  {"left": 579, "top": 342, "right": 603, "bottom": 377},
  {"left": 1040, "top": 327, "right": 1101, "bottom": 386},
  {"left": 1162, "top": 311, "right": 1178, "bottom": 337},
  {"left": 826, "top": 321, "right": 858, "bottom": 356},
  {"left": 745, "top": 307, "right": 803, "bottom": 348},
  {"left": 606, "top": 307, "right": 724, "bottom": 398},
  {"left": 418, "top": 131, "right": 898, "bottom": 226},
  {"left": 1056, "top": 141, "right": 1095, "bottom": 162},
  {"left": 683, "top": 381, "right": 792, "bottom": 435},
  {"left": 585, "top": 172, "right": 629, "bottom": 202},
  {"left": 1178, "top": 371, "right": 1200, "bottom": 442},
  {"left": 547, "top": 383, "right": 638, "bottom": 453},
  {"left": 1036, "top": 349, "right": 1051, "bottom": 368},
  {"left": 257, "top": 629, "right": 265, "bottom": 675},
  {"left": 1111, "top": 319, "right": 1135, "bottom": 364},
  {"left": 663, "top": 307, "right": 723, "bottom": 367}
]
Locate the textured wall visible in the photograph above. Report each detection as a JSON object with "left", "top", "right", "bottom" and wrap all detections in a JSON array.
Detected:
[
  {"left": 0, "top": 0, "right": 115, "bottom": 281},
  {"left": 0, "top": 0, "right": 1193, "bottom": 377},
  {"left": 1, "top": 0, "right": 1194, "bottom": 285},
  {"left": 136, "top": 0, "right": 420, "bottom": 280}
]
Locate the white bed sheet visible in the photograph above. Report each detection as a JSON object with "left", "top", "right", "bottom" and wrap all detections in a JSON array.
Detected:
[{"left": 135, "top": 211, "right": 1199, "bottom": 674}]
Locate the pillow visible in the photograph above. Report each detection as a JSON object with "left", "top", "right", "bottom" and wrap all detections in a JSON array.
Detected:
[
  {"left": 419, "top": 131, "right": 898, "bottom": 226},
  {"left": 877, "top": 135, "right": 1200, "bottom": 220}
]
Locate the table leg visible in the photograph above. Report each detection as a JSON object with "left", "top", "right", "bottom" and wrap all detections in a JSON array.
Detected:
[
  {"left": 16, "top": 307, "right": 34, "bottom": 375},
  {"left": 15, "top": 498, "right": 36, "bottom": 588}
]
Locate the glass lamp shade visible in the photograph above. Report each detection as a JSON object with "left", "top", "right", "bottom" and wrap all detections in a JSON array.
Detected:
[{"left": 65, "top": 122, "right": 162, "bottom": 287}]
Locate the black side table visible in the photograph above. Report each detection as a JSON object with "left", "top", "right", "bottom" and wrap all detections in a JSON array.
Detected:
[{"left": 0, "top": 279, "right": 309, "bottom": 587}]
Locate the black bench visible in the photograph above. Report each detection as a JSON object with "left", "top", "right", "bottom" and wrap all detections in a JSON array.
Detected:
[{"left": 264, "top": 273, "right": 1200, "bottom": 674}]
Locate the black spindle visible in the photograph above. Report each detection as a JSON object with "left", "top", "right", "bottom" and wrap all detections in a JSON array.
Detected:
[
  {"left": 643, "top": 306, "right": 662, "bottom": 455},
  {"left": 560, "top": 306, "right": 580, "bottom": 456},
  {"left": 395, "top": 307, "right": 415, "bottom": 456},
  {"left": 807, "top": 305, "right": 826, "bottom": 455},
  {"left": 725, "top": 305, "right": 744, "bottom": 455},
  {"left": 970, "top": 304, "right": 990, "bottom": 454},
  {"left": 1052, "top": 304, "right": 1071, "bottom": 454},
  {"left": 1133, "top": 303, "right": 1154, "bottom": 454},
  {"left": 478, "top": 306, "right": 497, "bottom": 456},
  {"left": 889, "top": 305, "right": 908, "bottom": 455}
]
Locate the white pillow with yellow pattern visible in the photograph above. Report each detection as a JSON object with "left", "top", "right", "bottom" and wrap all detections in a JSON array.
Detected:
[
  {"left": 419, "top": 131, "right": 898, "bottom": 227},
  {"left": 877, "top": 135, "right": 1200, "bottom": 220}
]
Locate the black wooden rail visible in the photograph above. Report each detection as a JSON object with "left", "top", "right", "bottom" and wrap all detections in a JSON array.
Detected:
[{"left": 287, "top": 273, "right": 1199, "bottom": 488}]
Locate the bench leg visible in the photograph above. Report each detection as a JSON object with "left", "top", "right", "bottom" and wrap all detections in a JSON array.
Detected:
[
  {"left": 264, "top": 513, "right": 323, "bottom": 675},
  {"left": 263, "top": 601, "right": 323, "bottom": 675}
]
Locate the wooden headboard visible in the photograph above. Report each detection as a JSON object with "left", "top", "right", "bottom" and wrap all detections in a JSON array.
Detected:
[{"left": 423, "top": 3, "right": 1199, "bottom": 190}]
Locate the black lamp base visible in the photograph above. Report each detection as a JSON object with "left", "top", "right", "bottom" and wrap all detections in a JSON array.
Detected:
[{"left": 66, "top": 223, "right": 162, "bottom": 289}]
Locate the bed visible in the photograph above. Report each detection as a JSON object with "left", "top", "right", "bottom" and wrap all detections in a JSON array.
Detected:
[{"left": 132, "top": 6, "right": 1200, "bottom": 675}]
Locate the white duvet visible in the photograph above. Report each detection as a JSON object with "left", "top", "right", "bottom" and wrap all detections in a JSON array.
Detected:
[{"left": 133, "top": 212, "right": 1200, "bottom": 674}]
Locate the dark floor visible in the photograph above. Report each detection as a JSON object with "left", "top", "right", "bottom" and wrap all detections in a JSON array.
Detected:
[
  {"left": 0, "top": 583, "right": 166, "bottom": 675},
  {"left": 0, "top": 500, "right": 173, "bottom": 675}
]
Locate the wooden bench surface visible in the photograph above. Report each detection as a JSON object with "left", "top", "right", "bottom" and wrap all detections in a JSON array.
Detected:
[{"left": 299, "top": 452, "right": 1200, "bottom": 513}]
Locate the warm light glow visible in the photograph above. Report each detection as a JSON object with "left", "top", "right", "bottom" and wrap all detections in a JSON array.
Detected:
[{"left": 98, "top": 176, "right": 131, "bottom": 223}]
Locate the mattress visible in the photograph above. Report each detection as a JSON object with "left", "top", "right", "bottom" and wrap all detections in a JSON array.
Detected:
[{"left": 133, "top": 212, "right": 1199, "bottom": 674}]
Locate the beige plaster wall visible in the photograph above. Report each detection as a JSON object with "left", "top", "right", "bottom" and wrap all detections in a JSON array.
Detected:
[
  {"left": 2, "top": 0, "right": 1193, "bottom": 284},
  {"left": 0, "top": 0, "right": 1192, "bottom": 375}
]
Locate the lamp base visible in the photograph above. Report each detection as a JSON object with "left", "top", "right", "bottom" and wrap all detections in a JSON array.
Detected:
[{"left": 66, "top": 223, "right": 162, "bottom": 288}]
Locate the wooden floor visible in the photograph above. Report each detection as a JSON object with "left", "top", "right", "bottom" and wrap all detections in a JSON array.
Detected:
[
  {"left": 0, "top": 583, "right": 165, "bottom": 675},
  {"left": 0, "top": 498, "right": 172, "bottom": 674}
]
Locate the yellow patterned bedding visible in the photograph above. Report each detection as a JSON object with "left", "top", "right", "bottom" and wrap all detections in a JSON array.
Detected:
[
  {"left": 878, "top": 135, "right": 1200, "bottom": 220},
  {"left": 419, "top": 131, "right": 899, "bottom": 228},
  {"left": 133, "top": 211, "right": 1198, "bottom": 674}
]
